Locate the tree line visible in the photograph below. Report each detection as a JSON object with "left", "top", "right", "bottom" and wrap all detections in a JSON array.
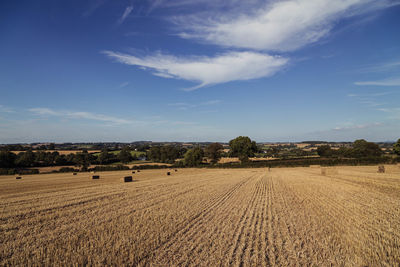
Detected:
[{"left": 1, "top": 138, "right": 399, "bottom": 170}]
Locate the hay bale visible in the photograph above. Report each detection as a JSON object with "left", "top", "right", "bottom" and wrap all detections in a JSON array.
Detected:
[
  {"left": 15, "top": 176, "right": 22, "bottom": 180},
  {"left": 92, "top": 175, "right": 100, "bottom": 179},
  {"left": 73, "top": 172, "right": 77, "bottom": 175},
  {"left": 321, "top": 168, "right": 338, "bottom": 176},
  {"left": 378, "top": 165, "right": 385, "bottom": 173},
  {"left": 132, "top": 171, "right": 135, "bottom": 174},
  {"left": 124, "top": 176, "right": 133, "bottom": 182},
  {"left": 174, "top": 169, "right": 178, "bottom": 172},
  {"left": 137, "top": 170, "right": 140, "bottom": 173},
  {"left": 167, "top": 172, "right": 171, "bottom": 176}
]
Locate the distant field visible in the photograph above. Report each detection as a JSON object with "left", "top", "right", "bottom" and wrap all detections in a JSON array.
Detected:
[
  {"left": 92, "top": 150, "right": 146, "bottom": 157},
  {"left": 1, "top": 166, "right": 400, "bottom": 265},
  {"left": 11, "top": 150, "right": 101, "bottom": 155}
]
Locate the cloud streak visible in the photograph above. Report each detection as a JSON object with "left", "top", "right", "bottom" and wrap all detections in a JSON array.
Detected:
[
  {"left": 103, "top": 50, "right": 288, "bottom": 90},
  {"left": 118, "top": 5, "right": 134, "bottom": 24},
  {"left": 168, "top": 99, "right": 221, "bottom": 110},
  {"left": 29, "top": 108, "right": 133, "bottom": 125},
  {"left": 174, "top": 0, "right": 396, "bottom": 51},
  {"left": 354, "top": 77, "right": 400, "bottom": 86},
  {"left": 333, "top": 122, "right": 383, "bottom": 131}
]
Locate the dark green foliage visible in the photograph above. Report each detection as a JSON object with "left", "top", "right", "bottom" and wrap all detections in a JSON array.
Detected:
[
  {"left": 74, "top": 151, "right": 95, "bottom": 171},
  {"left": 350, "top": 139, "right": 382, "bottom": 158},
  {"left": 205, "top": 143, "right": 224, "bottom": 164},
  {"left": 317, "top": 145, "right": 333, "bottom": 157},
  {"left": 394, "top": 139, "right": 400, "bottom": 155},
  {"left": 118, "top": 147, "right": 133, "bottom": 164},
  {"left": 58, "top": 167, "right": 79, "bottom": 173},
  {"left": 0, "top": 151, "right": 16, "bottom": 168},
  {"left": 184, "top": 147, "right": 204, "bottom": 167},
  {"left": 229, "top": 136, "right": 257, "bottom": 163},
  {"left": 91, "top": 165, "right": 130, "bottom": 172},
  {"left": 147, "top": 146, "right": 185, "bottom": 164}
]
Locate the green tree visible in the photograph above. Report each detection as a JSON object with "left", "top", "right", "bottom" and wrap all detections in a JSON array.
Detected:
[
  {"left": 16, "top": 150, "right": 35, "bottom": 167},
  {"left": 394, "top": 139, "right": 400, "bottom": 155},
  {"left": 205, "top": 143, "right": 224, "bottom": 164},
  {"left": 98, "top": 148, "right": 112, "bottom": 164},
  {"left": 184, "top": 147, "right": 204, "bottom": 167},
  {"left": 229, "top": 136, "right": 257, "bottom": 163},
  {"left": 351, "top": 139, "right": 382, "bottom": 158},
  {"left": 118, "top": 147, "right": 132, "bottom": 164},
  {"left": 317, "top": 145, "right": 333, "bottom": 157},
  {"left": 0, "top": 151, "right": 16, "bottom": 168},
  {"left": 74, "top": 151, "right": 91, "bottom": 171}
]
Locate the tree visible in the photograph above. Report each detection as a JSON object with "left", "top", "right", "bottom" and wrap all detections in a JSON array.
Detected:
[
  {"left": 0, "top": 151, "right": 16, "bottom": 168},
  {"left": 15, "top": 150, "right": 35, "bottom": 167},
  {"left": 147, "top": 146, "right": 183, "bottom": 164},
  {"left": 118, "top": 147, "right": 132, "bottom": 164},
  {"left": 394, "top": 139, "right": 400, "bottom": 156},
  {"left": 98, "top": 148, "right": 112, "bottom": 164},
  {"left": 205, "top": 143, "right": 224, "bottom": 164},
  {"left": 351, "top": 139, "right": 382, "bottom": 158},
  {"left": 229, "top": 136, "right": 257, "bottom": 163},
  {"left": 74, "top": 151, "right": 91, "bottom": 171},
  {"left": 317, "top": 145, "right": 333, "bottom": 157},
  {"left": 184, "top": 147, "right": 204, "bottom": 167}
]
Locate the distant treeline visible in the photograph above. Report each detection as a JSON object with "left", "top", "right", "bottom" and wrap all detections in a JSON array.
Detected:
[
  {"left": 0, "top": 147, "right": 142, "bottom": 170},
  {"left": 211, "top": 156, "right": 399, "bottom": 169}
]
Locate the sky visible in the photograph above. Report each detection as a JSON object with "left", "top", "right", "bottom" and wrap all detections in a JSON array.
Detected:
[{"left": 1, "top": 0, "right": 400, "bottom": 143}]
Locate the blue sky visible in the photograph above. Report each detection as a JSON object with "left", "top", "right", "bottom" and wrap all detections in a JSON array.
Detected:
[{"left": 1, "top": 0, "right": 400, "bottom": 143}]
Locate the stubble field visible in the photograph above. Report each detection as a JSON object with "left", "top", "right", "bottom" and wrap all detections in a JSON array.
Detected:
[{"left": 1, "top": 166, "right": 400, "bottom": 266}]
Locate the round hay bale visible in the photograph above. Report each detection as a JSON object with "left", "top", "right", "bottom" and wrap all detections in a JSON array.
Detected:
[
  {"left": 124, "top": 176, "right": 133, "bottom": 182},
  {"left": 167, "top": 172, "right": 171, "bottom": 176},
  {"left": 378, "top": 165, "right": 385, "bottom": 173},
  {"left": 15, "top": 176, "right": 22, "bottom": 180},
  {"left": 174, "top": 169, "right": 177, "bottom": 172},
  {"left": 132, "top": 171, "right": 135, "bottom": 174},
  {"left": 137, "top": 170, "right": 140, "bottom": 172},
  {"left": 92, "top": 175, "right": 100, "bottom": 179},
  {"left": 73, "top": 172, "right": 77, "bottom": 175}
]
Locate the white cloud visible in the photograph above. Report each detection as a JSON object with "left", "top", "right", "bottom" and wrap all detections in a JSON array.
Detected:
[
  {"left": 358, "top": 60, "right": 400, "bottom": 73},
  {"left": 103, "top": 50, "right": 288, "bottom": 90},
  {"left": 168, "top": 99, "right": 221, "bottom": 110},
  {"left": 29, "top": 108, "right": 133, "bottom": 124},
  {"left": 119, "top": 81, "right": 130, "bottom": 88},
  {"left": 377, "top": 107, "right": 400, "bottom": 120},
  {"left": 0, "top": 105, "right": 15, "bottom": 113},
  {"left": 118, "top": 5, "right": 134, "bottom": 24},
  {"left": 333, "top": 122, "right": 383, "bottom": 131},
  {"left": 354, "top": 77, "right": 400, "bottom": 86},
  {"left": 174, "top": 0, "right": 396, "bottom": 51}
]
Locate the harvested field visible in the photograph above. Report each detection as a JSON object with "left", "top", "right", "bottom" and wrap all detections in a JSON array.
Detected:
[{"left": 1, "top": 166, "right": 400, "bottom": 266}]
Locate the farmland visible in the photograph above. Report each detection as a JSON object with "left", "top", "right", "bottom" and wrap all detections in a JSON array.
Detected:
[{"left": 1, "top": 166, "right": 400, "bottom": 266}]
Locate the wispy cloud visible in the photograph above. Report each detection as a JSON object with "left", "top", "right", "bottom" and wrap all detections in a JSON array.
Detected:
[
  {"left": 118, "top": 5, "right": 134, "bottom": 25},
  {"left": 168, "top": 100, "right": 221, "bottom": 110},
  {"left": 354, "top": 77, "right": 400, "bottom": 86},
  {"left": 29, "top": 108, "right": 133, "bottom": 125},
  {"left": 173, "top": 0, "right": 397, "bottom": 51},
  {"left": 377, "top": 107, "right": 400, "bottom": 119},
  {"left": 119, "top": 81, "right": 130, "bottom": 88},
  {"left": 357, "top": 60, "right": 400, "bottom": 73},
  {"left": 0, "top": 105, "right": 15, "bottom": 113},
  {"left": 103, "top": 50, "right": 288, "bottom": 90},
  {"left": 333, "top": 122, "right": 383, "bottom": 131}
]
